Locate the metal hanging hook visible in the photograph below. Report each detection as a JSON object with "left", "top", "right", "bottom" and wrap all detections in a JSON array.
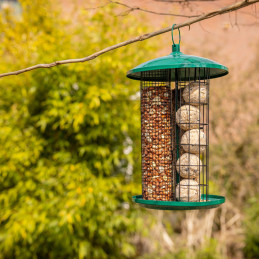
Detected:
[{"left": 172, "top": 24, "right": 181, "bottom": 45}]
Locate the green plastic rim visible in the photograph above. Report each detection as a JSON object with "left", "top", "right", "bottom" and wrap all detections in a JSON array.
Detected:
[
  {"left": 127, "top": 51, "right": 228, "bottom": 81},
  {"left": 132, "top": 194, "right": 225, "bottom": 210}
]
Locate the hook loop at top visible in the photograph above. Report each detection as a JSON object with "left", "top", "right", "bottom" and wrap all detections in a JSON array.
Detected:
[{"left": 172, "top": 24, "right": 181, "bottom": 45}]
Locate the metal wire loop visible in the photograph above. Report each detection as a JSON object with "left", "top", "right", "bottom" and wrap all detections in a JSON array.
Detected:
[{"left": 172, "top": 24, "right": 181, "bottom": 46}]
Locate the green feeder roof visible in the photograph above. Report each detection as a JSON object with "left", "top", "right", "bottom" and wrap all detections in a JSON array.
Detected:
[
  {"left": 127, "top": 50, "right": 228, "bottom": 81},
  {"left": 127, "top": 25, "right": 228, "bottom": 81}
]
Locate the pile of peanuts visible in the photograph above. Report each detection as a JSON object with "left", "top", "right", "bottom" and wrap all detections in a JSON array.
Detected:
[{"left": 141, "top": 85, "right": 173, "bottom": 201}]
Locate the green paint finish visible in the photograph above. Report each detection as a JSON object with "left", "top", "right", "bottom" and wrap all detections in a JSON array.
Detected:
[
  {"left": 127, "top": 51, "right": 228, "bottom": 81},
  {"left": 132, "top": 194, "right": 225, "bottom": 210}
]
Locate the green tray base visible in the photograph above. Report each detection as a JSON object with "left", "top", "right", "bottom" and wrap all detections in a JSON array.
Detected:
[{"left": 132, "top": 194, "right": 225, "bottom": 210}]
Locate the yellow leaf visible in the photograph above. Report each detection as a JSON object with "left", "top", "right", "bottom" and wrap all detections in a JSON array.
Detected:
[{"left": 67, "top": 214, "right": 73, "bottom": 224}]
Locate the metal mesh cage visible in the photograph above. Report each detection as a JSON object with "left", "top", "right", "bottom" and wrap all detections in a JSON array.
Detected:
[
  {"left": 141, "top": 70, "right": 173, "bottom": 201},
  {"left": 141, "top": 68, "right": 210, "bottom": 202}
]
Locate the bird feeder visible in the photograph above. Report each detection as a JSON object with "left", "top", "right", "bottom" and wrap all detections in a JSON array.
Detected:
[{"left": 127, "top": 25, "right": 228, "bottom": 210}]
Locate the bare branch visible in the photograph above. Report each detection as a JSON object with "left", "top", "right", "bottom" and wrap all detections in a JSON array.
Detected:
[
  {"left": 111, "top": 0, "right": 199, "bottom": 17},
  {"left": 87, "top": 0, "right": 199, "bottom": 18},
  {"left": 199, "top": 21, "right": 211, "bottom": 33},
  {"left": 85, "top": 2, "right": 110, "bottom": 10},
  {"left": 0, "top": 0, "right": 258, "bottom": 79},
  {"left": 239, "top": 21, "right": 259, "bottom": 25},
  {"left": 155, "top": 0, "right": 217, "bottom": 2},
  {"left": 240, "top": 10, "right": 259, "bottom": 18}
]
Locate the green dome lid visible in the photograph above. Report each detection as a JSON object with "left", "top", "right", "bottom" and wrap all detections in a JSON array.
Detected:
[{"left": 127, "top": 50, "right": 228, "bottom": 81}]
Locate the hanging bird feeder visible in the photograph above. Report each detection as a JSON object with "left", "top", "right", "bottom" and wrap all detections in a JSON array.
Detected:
[{"left": 127, "top": 25, "right": 228, "bottom": 210}]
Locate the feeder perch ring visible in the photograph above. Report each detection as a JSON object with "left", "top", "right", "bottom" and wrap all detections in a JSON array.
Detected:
[{"left": 132, "top": 194, "right": 225, "bottom": 210}]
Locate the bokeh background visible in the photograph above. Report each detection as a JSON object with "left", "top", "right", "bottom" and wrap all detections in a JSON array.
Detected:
[{"left": 0, "top": 0, "right": 258, "bottom": 258}]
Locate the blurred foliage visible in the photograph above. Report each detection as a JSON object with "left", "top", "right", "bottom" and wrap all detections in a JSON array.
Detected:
[
  {"left": 0, "top": 0, "right": 155, "bottom": 258},
  {"left": 244, "top": 198, "right": 259, "bottom": 259},
  {"left": 209, "top": 42, "right": 259, "bottom": 258},
  {"left": 209, "top": 44, "right": 259, "bottom": 203},
  {"left": 212, "top": 52, "right": 259, "bottom": 259},
  {"left": 139, "top": 239, "right": 222, "bottom": 259},
  {"left": 195, "top": 239, "right": 223, "bottom": 259}
]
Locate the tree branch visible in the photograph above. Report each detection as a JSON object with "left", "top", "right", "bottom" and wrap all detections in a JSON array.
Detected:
[
  {"left": 0, "top": 0, "right": 258, "bottom": 79},
  {"left": 86, "top": 0, "right": 198, "bottom": 18},
  {"left": 239, "top": 21, "right": 259, "bottom": 25},
  {"left": 108, "top": 0, "right": 198, "bottom": 18},
  {"left": 154, "top": 0, "right": 217, "bottom": 2}
]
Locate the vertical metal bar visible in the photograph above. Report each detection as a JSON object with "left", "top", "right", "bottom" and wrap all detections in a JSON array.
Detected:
[
  {"left": 140, "top": 72, "right": 143, "bottom": 198},
  {"left": 188, "top": 68, "right": 191, "bottom": 202},
  {"left": 206, "top": 68, "right": 210, "bottom": 201},
  {"left": 169, "top": 69, "right": 174, "bottom": 200},
  {"left": 180, "top": 69, "right": 185, "bottom": 200},
  {"left": 198, "top": 67, "right": 201, "bottom": 202},
  {"left": 175, "top": 68, "right": 180, "bottom": 200},
  {"left": 202, "top": 91, "right": 207, "bottom": 201}
]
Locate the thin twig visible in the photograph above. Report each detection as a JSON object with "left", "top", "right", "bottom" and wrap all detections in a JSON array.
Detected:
[
  {"left": 0, "top": 0, "right": 258, "bottom": 78},
  {"left": 156, "top": 0, "right": 259, "bottom": 19},
  {"left": 199, "top": 21, "right": 211, "bottom": 33},
  {"left": 240, "top": 10, "right": 259, "bottom": 18},
  {"left": 87, "top": 0, "right": 198, "bottom": 18},
  {"left": 110, "top": 0, "right": 198, "bottom": 17},
  {"left": 239, "top": 21, "right": 259, "bottom": 25},
  {"left": 85, "top": 2, "right": 110, "bottom": 10},
  {"left": 154, "top": 0, "right": 217, "bottom": 2}
]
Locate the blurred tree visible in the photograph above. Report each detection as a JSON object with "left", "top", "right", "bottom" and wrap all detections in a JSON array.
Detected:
[
  {"left": 0, "top": 0, "right": 154, "bottom": 258},
  {"left": 244, "top": 198, "right": 259, "bottom": 258}
]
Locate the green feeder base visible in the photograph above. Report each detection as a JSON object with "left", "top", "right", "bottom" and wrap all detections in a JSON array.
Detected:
[{"left": 132, "top": 194, "right": 225, "bottom": 210}]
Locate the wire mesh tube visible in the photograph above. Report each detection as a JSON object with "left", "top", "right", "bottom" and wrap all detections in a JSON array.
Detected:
[
  {"left": 141, "top": 70, "right": 173, "bottom": 201},
  {"left": 140, "top": 68, "right": 210, "bottom": 202},
  {"left": 173, "top": 68, "right": 210, "bottom": 202}
]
